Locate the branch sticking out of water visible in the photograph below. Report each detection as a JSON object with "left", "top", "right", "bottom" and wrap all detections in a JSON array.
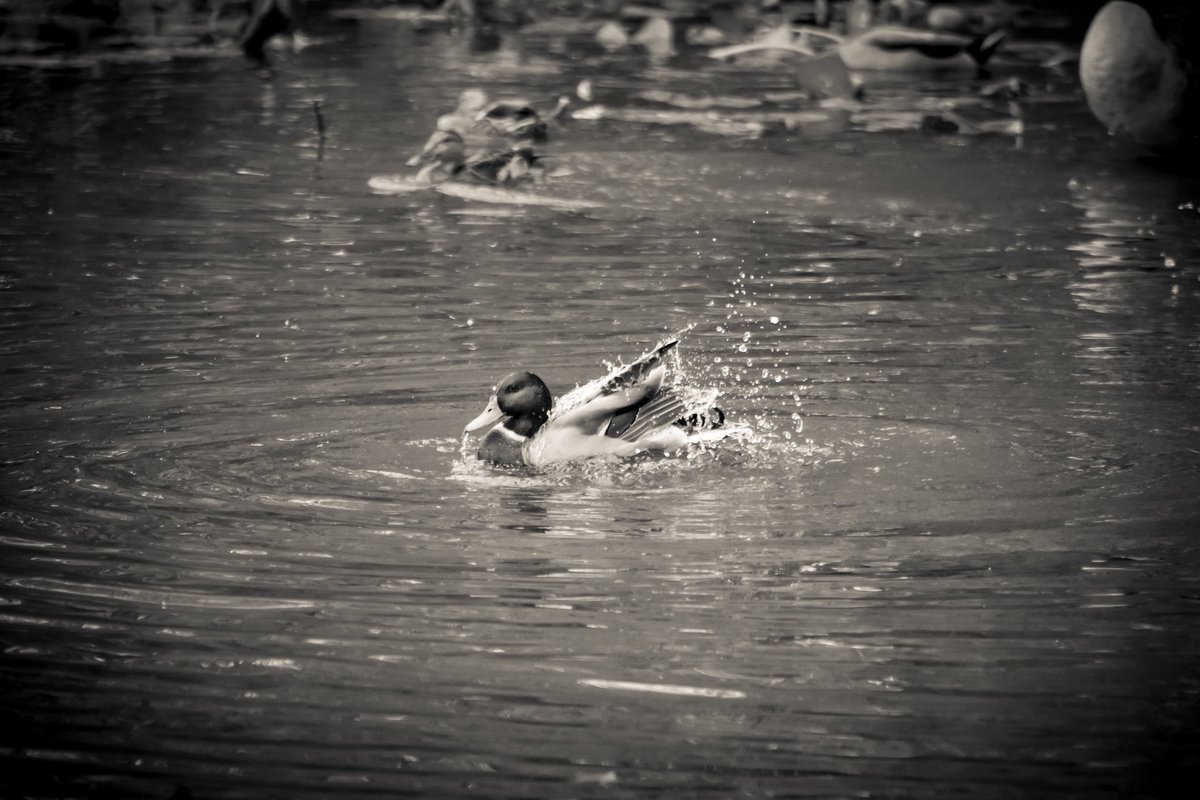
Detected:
[{"left": 312, "top": 99, "right": 326, "bottom": 161}]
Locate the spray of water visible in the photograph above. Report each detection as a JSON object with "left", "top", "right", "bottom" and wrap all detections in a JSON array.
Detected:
[{"left": 678, "top": 268, "right": 828, "bottom": 469}]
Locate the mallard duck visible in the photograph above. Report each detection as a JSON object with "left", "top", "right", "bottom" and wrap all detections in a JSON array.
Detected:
[
  {"left": 463, "top": 338, "right": 740, "bottom": 467},
  {"left": 710, "top": 20, "right": 1002, "bottom": 77},
  {"left": 837, "top": 25, "right": 1005, "bottom": 71},
  {"left": 1080, "top": 1, "right": 1198, "bottom": 150},
  {"left": 405, "top": 130, "right": 542, "bottom": 186},
  {"left": 407, "top": 92, "right": 566, "bottom": 170}
]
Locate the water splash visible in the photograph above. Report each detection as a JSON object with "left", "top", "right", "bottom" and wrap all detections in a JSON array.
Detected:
[
  {"left": 691, "top": 270, "right": 818, "bottom": 467},
  {"left": 454, "top": 314, "right": 823, "bottom": 477}
]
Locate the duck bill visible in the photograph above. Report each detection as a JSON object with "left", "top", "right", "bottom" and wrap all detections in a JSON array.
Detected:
[{"left": 464, "top": 395, "right": 505, "bottom": 433}]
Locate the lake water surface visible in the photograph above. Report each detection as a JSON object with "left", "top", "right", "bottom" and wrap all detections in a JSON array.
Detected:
[{"left": 2, "top": 9, "right": 1200, "bottom": 799}]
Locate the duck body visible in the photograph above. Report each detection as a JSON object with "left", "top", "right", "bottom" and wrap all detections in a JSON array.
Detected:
[
  {"left": 457, "top": 144, "right": 542, "bottom": 186},
  {"left": 416, "top": 91, "right": 566, "bottom": 147},
  {"left": 405, "top": 130, "right": 542, "bottom": 187},
  {"left": 1080, "top": 1, "right": 1198, "bottom": 150},
  {"left": 837, "top": 25, "right": 1003, "bottom": 72},
  {"left": 464, "top": 339, "right": 738, "bottom": 468}
]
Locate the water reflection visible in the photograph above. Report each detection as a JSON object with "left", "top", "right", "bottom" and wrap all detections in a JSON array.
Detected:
[
  {"left": 1066, "top": 171, "right": 1187, "bottom": 315},
  {"left": 1063, "top": 166, "right": 1200, "bottom": 485}
]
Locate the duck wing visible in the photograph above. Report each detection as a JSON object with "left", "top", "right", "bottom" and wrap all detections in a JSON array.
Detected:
[
  {"left": 553, "top": 337, "right": 679, "bottom": 419},
  {"left": 549, "top": 362, "right": 666, "bottom": 433},
  {"left": 605, "top": 388, "right": 687, "bottom": 440}
]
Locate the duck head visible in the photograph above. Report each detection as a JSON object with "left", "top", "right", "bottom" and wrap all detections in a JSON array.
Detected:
[{"left": 465, "top": 371, "right": 552, "bottom": 434}]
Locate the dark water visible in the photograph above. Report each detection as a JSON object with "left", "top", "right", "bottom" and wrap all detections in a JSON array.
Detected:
[{"left": 2, "top": 11, "right": 1200, "bottom": 800}]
